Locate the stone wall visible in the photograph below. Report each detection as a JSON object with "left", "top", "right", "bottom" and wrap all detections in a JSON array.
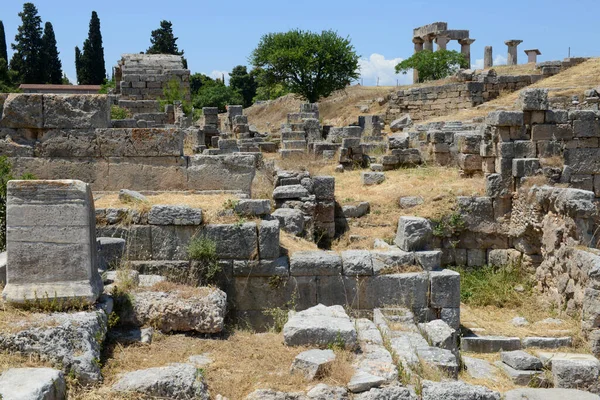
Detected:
[
  {"left": 96, "top": 204, "right": 460, "bottom": 329},
  {"left": 0, "top": 94, "right": 258, "bottom": 193},
  {"left": 385, "top": 72, "right": 540, "bottom": 123}
]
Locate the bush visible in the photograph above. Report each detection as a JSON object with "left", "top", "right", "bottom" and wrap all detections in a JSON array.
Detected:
[
  {"left": 452, "top": 264, "right": 533, "bottom": 308},
  {"left": 110, "top": 105, "right": 130, "bottom": 120},
  {"left": 187, "top": 236, "right": 220, "bottom": 284},
  {"left": 395, "top": 50, "right": 468, "bottom": 83},
  {"left": 160, "top": 77, "right": 192, "bottom": 115}
]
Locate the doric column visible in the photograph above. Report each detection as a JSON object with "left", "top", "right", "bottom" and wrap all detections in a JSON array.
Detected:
[
  {"left": 484, "top": 46, "right": 493, "bottom": 68},
  {"left": 423, "top": 35, "right": 434, "bottom": 51},
  {"left": 505, "top": 40, "right": 523, "bottom": 65},
  {"left": 435, "top": 35, "right": 450, "bottom": 51},
  {"left": 524, "top": 49, "right": 541, "bottom": 64},
  {"left": 458, "top": 38, "right": 476, "bottom": 68},
  {"left": 412, "top": 37, "right": 424, "bottom": 84}
]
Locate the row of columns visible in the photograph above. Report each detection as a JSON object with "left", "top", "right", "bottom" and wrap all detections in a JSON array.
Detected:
[{"left": 484, "top": 41, "right": 541, "bottom": 68}]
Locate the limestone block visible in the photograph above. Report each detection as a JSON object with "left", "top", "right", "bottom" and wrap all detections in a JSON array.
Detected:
[
  {"left": 388, "top": 133, "right": 409, "bottom": 149},
  {"left": 399, "top": 196, "right": 424, "bottom": 209},
  {"left": 429, "top": 269, "right": 460, "bottom": 308},
  {"left": 108, "top": 157, "right": 187, "bottom": 191},
  {"left": 371, "top": 250, "right": 415, "bottom": 275},
  {"left": 458, "top": 154, "right": 482, "bottom": 171},
  {"left": 35, "top": 129, "right": 99, "bottom": 157},
  {"left": 461, "top": 336, "right": 521, "bottom": 353},
  {"left": 393, "top": 148, "right": 422, "bottom": 165},
  {"left": 414, "top": 250, "right": 442, "bottom": 271},
  {"left": 416, "top": 346, "right": 459, "bottom": 378},
  {"left": 517, "top": 88, "right": 549, "bottom": 111},
  {"left": 259, "top": 219, "right": 280, "bottom": 259},
  {"left": 233, "top": 257, "right": 288, "bottom": 277},
  {"left": 342, "top": 202, "right": 370, "bottom": 218},
  {"left": 43, "top": 94, "right": 110, "bottom": 128},
  {"left": 513, "top": 140, "right": 537, "bottom": 158},
  {"left": 546, "top": 110, "right": 569, "bottom": 124},
  {"left": 96, "top": 225, "right": 152, "bottom": 261},
  {"left": 272, "top": 208, "right": 305, "bottom": 236},
  {"left": 485, "top": 174, "right": 511, "bottom": 198},
  {"left": 394, "top": 216, "right": 432, "bottom": 252},
  {"left": 232, "top": 276, "right": 317, "bottom": 311},
  {"left": 341, "top": 250, "right": 373, "bottom": 276},
  {"left": 188, "top": 154, "right": 256, "bottom": 193},
  {"left": 273, "top": 184, "right": 310, "bottom": 200},
  {"left": 486, "top": 111, "right": 524, "bottom": 127},
  {"left": 312, "top": 176, "right": 335, "bottom": 200},
  {"left": 112, "top": 363, "right": 208, "bottom": 400},
  {"left": 0, "top": 367, "right": 66, "bottom": 400},
  {"left": 418, "top": 320, "right": 457, "bottom": 351},
  {"left": 361, "top": 273, "right": 429, "bottom": 310},
  {"left": 290, "top": 349, "right": 336, "bottom": 380},
  {"left": 234, "top": 199, "right": 271, "bottom": 216},
  {"left": 96, "top": 128, "right": 184, "bottom": 157},
  {"left": 522, "top": 337, "right": 573, "bottom": 349},
  {"left": 573, "top": 119, "right": 600, "bottom": 138},
  {"left": 495, "top": 361, "right": 542, "bottom": 386},
  {"left": 462, "top": 356, "right": 497, "bottom": 380},
  {"left": 148, "top": 205, "right": 202, "bottom": 225},
  {"left": 290, "top": 251, "right": 342, "bottom": 276},
  {"left": 504, "top": 388, "right": 599, "bottom": 400},
  {"left": 283, "top": 304, "right": 358, "bottom": 349},
  {"left": 552, "top": 359, "right": 600, "bottom": 391},
  {"left": 3, "top": 180, "right": 102, "bottom": 304},
  {"left": 97, "top": 237, "right": 126, "bottom": 271},
  {"left": 150, "top": 225, "right": 196, "bottom": 260},
  {"left": 0, "top": 252, "right": 6, "bottom": 285},
  {"left": 501, "top": 350, "right": 543, "bottom": 370},
  {"left": 0, "top": 94, "right": 43, "bottom": 128},
  {"left": 316, "top": 275, "right": 358, "bottom": 307},
  {"left": 456, "top": 133, "right": 482, "bottom": 154},
  {"left": 202, "top": 223, "right": 257, "bottom": 260},
  {"left": 512, "top": 158, "right": 540, "bottom": 177}
]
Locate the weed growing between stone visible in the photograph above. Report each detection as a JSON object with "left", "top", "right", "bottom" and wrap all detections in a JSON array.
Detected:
[{"left": 186, "top": 236, "right": 220, "bottom": 285}]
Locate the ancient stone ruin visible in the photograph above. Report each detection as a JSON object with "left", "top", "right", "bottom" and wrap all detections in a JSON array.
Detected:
[{"left": 1, "top": 50, "right": 600, "bottom": 400}]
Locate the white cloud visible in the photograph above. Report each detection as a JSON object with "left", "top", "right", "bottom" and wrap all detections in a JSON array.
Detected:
[
  {"left": 473, "top": 55, "right": 508, "bottom": 70},
  {"left": 209, "top": 70, "right": 230, "bottom": 84},
  {"left": 358, "top": 53, "right": 411, "bottom": 86}
]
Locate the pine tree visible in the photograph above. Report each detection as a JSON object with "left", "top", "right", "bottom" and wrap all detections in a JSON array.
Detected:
[
  {"left": 10, "top": 3, "right": 44, "bottom": 83},
  {"left": 0, "top": 21, "right": 8, "bottom": 66},
  {"left": 77, "top": 11, "right": 105, "bottom": 84},
  {"left": 41, "top": 22, "right": 62, "bottom": 84},
  {"left": 147, "top": 20, "right": 184, "bottom": 56}
]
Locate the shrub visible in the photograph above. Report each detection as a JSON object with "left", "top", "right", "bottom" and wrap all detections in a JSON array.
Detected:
[
  {"left": 160, "top": 77, "right": 192, "bottom": 115},
  {"left": 110, "top": 105, "right": 130, "bottom": 120},
  {"left": 187, "top": 236, "right": 220, "bottom": 285}
]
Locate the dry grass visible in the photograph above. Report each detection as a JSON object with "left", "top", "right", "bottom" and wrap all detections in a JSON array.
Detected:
[
  {"left": 67, "top": 331, "right": 354, "bottom": 400},
  {"left": 423, "top": 57, "right": 600, "bottom": 124},
  {"left": 0, "top": 352, "right": 54, "bottom": 373},
  {"left": 143, "top": 281, "right": 214, "bottom": 298},
  {"left": 279, "top": 231, "right": 320, "bottom": 254},
  {"left": 461, "top": 303, "right": 582, "bottom": 343},
  {"left": 481, "top": 64, "right": 540, "bottom": 76},
  {"left": 313, "top": 165, "right": 484, "bottom": 250},
  {"left": 245, "top": 85, "right": 396, "bottom": 133}
]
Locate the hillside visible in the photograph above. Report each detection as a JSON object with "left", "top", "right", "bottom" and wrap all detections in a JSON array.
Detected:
[{"left": 244, "top": 60, "right": 600, "bottom": 133}]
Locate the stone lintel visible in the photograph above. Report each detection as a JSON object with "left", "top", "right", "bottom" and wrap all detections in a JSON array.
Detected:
[{"left": 413, "top": 22, "right": 448, "bottom": 38}]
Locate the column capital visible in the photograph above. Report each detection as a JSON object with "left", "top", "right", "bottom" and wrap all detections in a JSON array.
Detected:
[
  {"left": 458, "top": 38, "right": 476, "bottom": 45},
  {"left": 524, "top": 49, "right": 541, "bottom": 55},
  {"left": 505, "top": 40, "right": 523, "bottom": 47},
  {"left": 412, "top": 37, "right": 424, "bottom": 45}
]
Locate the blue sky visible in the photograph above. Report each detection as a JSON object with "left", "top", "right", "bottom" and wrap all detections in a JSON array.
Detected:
[{"left": 2, "top": 0, "right": 599, "bottom": 86}]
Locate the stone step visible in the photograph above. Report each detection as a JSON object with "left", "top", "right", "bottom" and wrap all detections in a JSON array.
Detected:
[
  {"left": 282, "top": 131, "right": 306, "bottom": 141},
  {"left": 279, "top": 149, "right": 306, "bottom": 159},
  {"left": 282, "top": 140, "right": 307, "bottom": 150},
  {"left": 461, "top": 335, "right": 522, "bottom": 353}
]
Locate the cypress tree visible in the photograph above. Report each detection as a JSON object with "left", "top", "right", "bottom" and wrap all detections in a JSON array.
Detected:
[
  {"left": 10, "top": 3, "right": 44, "bottom": 83},
  {"left": 79, "top": 11, "right": 105, "bottom": 84},
  {"left": 147, "top": 20, "right": 184, "bottom": 56},
  {"left": 75, "top": 46, "right": 84, "bottom": 84},
  {"left": 41, "top": 22, "right": 62, "bottom": 84},
  {"left": 0, "top": 21, "right": 7, "bottom": 66}
]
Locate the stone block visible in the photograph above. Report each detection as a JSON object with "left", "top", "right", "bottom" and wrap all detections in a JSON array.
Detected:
[
  {"left": 531, "top": 124, "right": 573, "bottom": 141},
  {"left": 312, "top": 176, "right": 335, "bottom": 200},
  {"left": 35, "top": 129, "right": 99, "bottom": 157},
  {"left": 341, "top": 250, "right": 373, "bottom": 276},
  {"left": 501, "top": 350, "right": 543, "bottom": 370},
  {"left": 513, "top": 141, "right": 537, "bottom": 158},
  {"left": 552, "top": 359, "right": 600, "bottom": 391},
  {"left": 259, "top": 219, "right": 280, "bottom": 259},
  {"left": 418, "top": 319, "right": 457, "bottom": 351},
  {"left": 97, "top": 225, "right": 152, "bottom": 261},
  {"left": 233, "top": 257, "right": 289, "bottom": 277},
  {"left": 360, "top": 273, "right": 429, "bottom": 310},
  {"left": 232, "top": 276, "right": 316, "bottom": 312},
  {"left": 3, "top": 180, "right": 103, "bottom": 304},
  {"left": 371, "top": 250, "right": 415, "bottom": 275},
  {"left": 188, "top": 154, "right": 256, "bottom": 193},
  {"left": 316, "top": 275, "right": 358, "bottom": 307},
  {"left": 273, "top": 184, "right": 310, "bottom": 200},
  {"left": 486, "top": 111, "right": 524, "bottom": 127},
  {"left": 234, "top": 199, "right": 271, "bottom": 216},
  {"left": 272, "top": 208, "right": 305, "bottom": 236},
  {"left": 429, "top": 269, "right": 460, "bottom": 308},
  {"left": 202, "top": 223, "right": 258, "bottom": 259},
  {"left": 517, "top": 88, "right": 549, "bottom": 111},
  {"left": 414, "top": 251, "right": 442, "bottom": 271},
  {"left": 421, "top": 381, "right": 500, "bottom": 400},
  {"left": 290, "top": 251, "right": 342, "bottom": 276},
  {"left": 458, "top": 154, "right": 482, "bottom": 171},
  {"left": 342, "top": 202, "right": 370, "bottom": 218},
  {"left": 97, "top": 237, "right": 126, "bottom": 271},
  {"left": 0, "top": 94, "right": 43, "bottom": 128},
  {"left": 546, "top": 110, "right": 569, "bottom": 124},
  {"left": 0, "top": 368, "right": 66, "bottom": 400},
  {"left": 522, "top": 337, "right": 573, "bottom": 349},
  {"left": 512, "top": 158, "right": 540, "bottom": 177},
  {"left": 456, "top": 133, "right": 482, "bottom": 154},
  {"left": 486, "top": 173, "right": 511, "bottom": 198},
  {"left": 148, "top": 205, "right": 202, "bottom": 225},
  {"left": 461, "top": 336, "right": 521, "bottom": 353},
  {"left": 361, "top": 172, "right": 385, "bottom": 185},
  {"left": 573, "top": 119, "right": 600, "bottom": 138},
  {"left": 394, "top": 216, "right": 432, "bottom": 252},
  {"left": 43, "top": 94, "right": 111, "bottom": 128},
  {"left": 150, "top": 225, "right": 196, "bottom": 260},
  {"left": 495, "top": 361, "right": 542, "bottom": 386},
  {"left": 107, "top": 157, "right": 187, "bottom": 191},
  {"left": 467, "top": 249, "right": 487, "bottom": 267},
  {"left": 290, "top": 349, "right": 336, "bottom": 380}
]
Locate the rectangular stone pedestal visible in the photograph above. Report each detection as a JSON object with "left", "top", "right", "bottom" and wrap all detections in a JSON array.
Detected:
[{"left": 2, "top": 180, "right": 102, "bottom": 304}]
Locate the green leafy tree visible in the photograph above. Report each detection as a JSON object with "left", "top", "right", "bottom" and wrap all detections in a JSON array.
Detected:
[
  {"left": 192, "top": 83, "right": 243, "bottom": 113},
  {"left": 395, "top": 49, "right": 468, "bottom": 83},
  {"left": 76, "top": 11, "right": 106, "bottom": 84},
  {"left": 41, "top": 22, "right": 62, "bottom": 84},
  {"left": 189, "top": 73, "right": 216, "bottom": 96},
  {"left": 229, "top": 65, "right": 257, "bottom": 107},
  {"left": 147, "top": 20, "right": 184, "bottom": 56},
  {"left": 0, "top": 58, "right": 20, "bottom": 92},
  {"left": 0, "top": 21, "right": 8, "bottom": 69},
  {"left": 251, "top": 67, "right": 289, "bottom": 101},
  {"left": 10, "top": 3, "right": 44, "bottom": 84},
  {"left": 250, "top": 29, "right": 360, "bottom": 103}
]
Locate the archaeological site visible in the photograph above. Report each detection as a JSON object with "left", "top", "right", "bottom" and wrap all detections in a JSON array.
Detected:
[{"left": 1, "top": 9, "right": 600, "bottom": 400}]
